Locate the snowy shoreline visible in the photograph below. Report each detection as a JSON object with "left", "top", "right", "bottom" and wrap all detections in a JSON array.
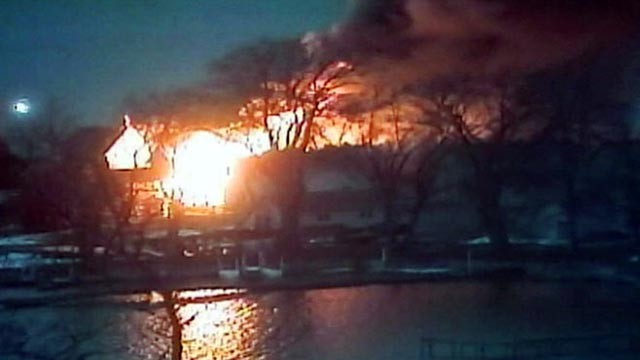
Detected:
[{"left": 1, "top": 256, "right": 638, "bottom": 309}]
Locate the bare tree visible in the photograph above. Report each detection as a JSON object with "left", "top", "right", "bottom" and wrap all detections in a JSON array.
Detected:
[
  {"left": 209, "top": 39, "right": 356, "bottom": 261},
  {"left": 405, "top": 133, "right": 449, "bottom": 240},
  {"left": 19, "top": 127, "right": 112, "bottom": 255},
  {"left": 7, "top": 97, "right": 77, "bottom": 161},
  {"left": 238, "top": 61, "right": 355, "bottom": 259},
  {"left": 15, "top": 124, "right": 157, "bottom": 269},
  {"left": 353, "top": 92, "right": 448, "bottom": 244},
  {"left": 211, "top": 38, "right": 309, "bottom": 146},
  {"left": 239, "top": 60, "right": 355, "bottom": 151},
  {"left": 541, "top": 60, "right": 625, "bottom": 251},
  {"left": 0, "top": 135, "right": 25, "bottom": 189},
  {"left": 358, "top": 102, "right": 414, "bottom": 242},
  {"left": 419, "top": 78, "right": 545, "bottom": 249},
  {"left": 159, "top": 291, "right": 186, "bottom": 360}
]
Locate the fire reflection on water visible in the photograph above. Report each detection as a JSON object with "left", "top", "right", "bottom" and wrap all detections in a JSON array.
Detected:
[
  {"left": 178, "top": 289, "right": 259, "bottom": 359},
  {"left": 135, "top": 289, "right": 307, "bottom": 360}
]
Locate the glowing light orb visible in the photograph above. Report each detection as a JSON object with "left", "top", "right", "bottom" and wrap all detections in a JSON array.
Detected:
[{"left": 12, "top": 99, "right": 30, "bottom": 115}]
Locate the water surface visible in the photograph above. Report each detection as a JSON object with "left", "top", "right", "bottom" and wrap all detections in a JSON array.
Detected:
[{"left": 2, "top": 281, "right": 639, "bottom": 359}]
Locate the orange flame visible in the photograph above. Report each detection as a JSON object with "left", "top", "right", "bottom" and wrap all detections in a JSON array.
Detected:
[
  {"left": 161, "top": 131, "right": 255, "bottom": 208},
  {"left": 105, "top": 60, "right": 430, "bottom": 212},
  {"left": 106, "top": 108, "right": 424, "bottom": 210}
]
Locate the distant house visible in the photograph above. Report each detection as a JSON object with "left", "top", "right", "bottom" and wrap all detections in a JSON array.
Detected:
[
  {"left": 240, "top": 154, "right": 384, "bottom": 236},
  {"left": 244, "top": 189, "right": 382, "bottom": 229},
  {"left": 301, "top": 190, "right": 382, "bottom": 228},
  {"left": 103, "top": 117, "right": 385, "bottom": 230}
]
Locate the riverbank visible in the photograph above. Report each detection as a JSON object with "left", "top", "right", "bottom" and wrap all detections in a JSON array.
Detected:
[{"left": 1, "top": 252, "right": 638, "bottom": 309}]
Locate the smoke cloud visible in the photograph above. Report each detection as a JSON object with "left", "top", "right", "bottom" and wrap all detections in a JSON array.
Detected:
[{"left": 306, "top": 0, "right": 640, "bottom": 89}]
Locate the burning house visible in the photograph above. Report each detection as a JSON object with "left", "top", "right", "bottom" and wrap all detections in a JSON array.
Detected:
[
  {"left": 101, "top": 110, "right": 396, "bottom": 276},
  {"left": 104, "top": 115, "right": 259, "bottom": 222},
  {"left": 103, "top": 113, "right": 384, "bottom": 228},
  {"left": 102, "top": 60, "right": 433, "bottom": 251}
]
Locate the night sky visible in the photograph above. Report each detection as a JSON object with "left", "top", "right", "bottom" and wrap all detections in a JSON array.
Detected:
[{"left": 0, "top": 0, "right": 349, "bottom": 125}]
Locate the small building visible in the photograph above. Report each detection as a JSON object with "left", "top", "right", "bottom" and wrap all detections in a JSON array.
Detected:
[{"left": 301, "top": 190, "right": 382, "bottom": 229}]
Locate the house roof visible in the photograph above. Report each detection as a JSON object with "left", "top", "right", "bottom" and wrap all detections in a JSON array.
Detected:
[{"left": 104, "top": 125, "right": 152, "bottom": 170}]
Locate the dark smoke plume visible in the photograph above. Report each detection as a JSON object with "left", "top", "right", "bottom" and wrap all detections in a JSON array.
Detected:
[{"left": 306, "top": 0, "right": 640, "bottom": 89}]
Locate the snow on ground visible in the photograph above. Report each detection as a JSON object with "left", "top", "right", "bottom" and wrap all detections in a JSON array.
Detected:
[
  {"left": 144, "top": 228, "right": 204, "bottom": 239},
  {"left": 0, "top": 232, "right": 56, "bottom": 247},
  {"left": 0, "top": 252, "right": 74, "bottom": 269},
  {"left": 0, "top": 231, "right": 76, "bottom": 270},
  {"left": 0, "top": 252, "right": 41, "bottom": 269},
  {"left": 464, "top": 236, "right": 491, "bottom": 245},
  {"left": 510, "top": 237, "right": 569, "bottom": 246},
  {"left": 389, "top": 267, "right": 451, "bottom": 274},
  {"left": 463, "top": 236, "right": 569, "bottom": 246}
]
